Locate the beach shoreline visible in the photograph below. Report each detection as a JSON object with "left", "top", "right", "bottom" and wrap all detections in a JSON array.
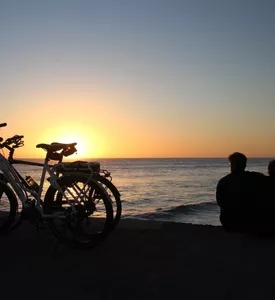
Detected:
[{"left": 1, "top": 219, "right": 275, "bottom": 299}]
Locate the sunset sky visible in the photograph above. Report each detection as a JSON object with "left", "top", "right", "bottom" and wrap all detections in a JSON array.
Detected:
[{"left": 1, "top": 0, "right": 275, "bottom": 158}]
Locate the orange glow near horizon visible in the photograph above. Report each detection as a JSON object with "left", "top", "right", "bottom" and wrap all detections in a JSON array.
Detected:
[
  {"left": 3, "top": 95, "right": 275, "bottom": 160},
  {"left": 38, "top": 124, "right": 103, "bottom": 159},
  {"left": 4, "top": 118, "right": 275, "bottom": 160},
  {"left": 7, "top": 122, "right": 106, "bottom": 160}
]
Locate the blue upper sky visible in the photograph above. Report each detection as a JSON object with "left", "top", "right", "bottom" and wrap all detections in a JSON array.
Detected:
[{"left": 1, "top": 0, "right": 275, "bottom": 157}]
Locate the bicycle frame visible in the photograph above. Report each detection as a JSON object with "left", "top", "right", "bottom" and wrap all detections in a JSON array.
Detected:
[
  {"left": 0, "top": 125, "right": 118, "bottom": 248},
  {"left": 0, "top": 154, "right": 95, "bottom": 218},
  {"left": 0, "top": 154, "right": 54, "bottom": 211}
]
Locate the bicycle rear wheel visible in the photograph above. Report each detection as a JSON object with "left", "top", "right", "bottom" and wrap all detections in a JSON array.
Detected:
[
  {"left": 0, "top": 181, "right": 17, "bottom": 232},
  {"left": 93, "top": 176, "right": 122, "bottom": 230},
  {"left": 44, "top": 175, "right": 113, "bottom": 248},
  {"left": 55, "top": 175, "right": 122, "bottom": 230}
]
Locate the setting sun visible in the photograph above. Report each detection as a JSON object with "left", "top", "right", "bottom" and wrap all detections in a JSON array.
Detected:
[
  {"left": 33, "top": 123, "right": 104, "bottom": 159},
  {"left": 56, "top": 133, "right": 89, "bottom": 159}
]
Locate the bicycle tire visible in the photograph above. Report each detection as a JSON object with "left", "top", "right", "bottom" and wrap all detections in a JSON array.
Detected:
[
  {"left": 0, "top": 180, "right": 17, "bottom": 233},
  {"left": 93, "top": 175, "right": 122, "bottom": 229},
  {"left": 44, "top": 174, "right": 113, "bottom": 248},
  {"left": 55, "top": 175, "right": 122, "bottom": 230}
]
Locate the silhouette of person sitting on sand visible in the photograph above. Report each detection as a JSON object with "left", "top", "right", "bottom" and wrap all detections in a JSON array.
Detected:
[
  {"left": 261, "top": 160, "right": 275, "bottom": 234},
  {"left": 216, "top": 152, "right": 265, "bottom": 233},
  {"left": 250, "top": 159, "right": 275, "bottom": 236},
  {"left": 268, "top": 160, "right": 275, "bottom": 177},
  {"left": 267, "top": 160, "right": 275, "bottom": 209}
]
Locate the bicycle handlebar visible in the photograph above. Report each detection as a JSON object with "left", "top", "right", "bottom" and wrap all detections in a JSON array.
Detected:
[
  {"left": 4, "top": 135, "right": 24, "bottom": 148},
  {"left": 0, "top": 122, "right": 7, "bottom": 142}
]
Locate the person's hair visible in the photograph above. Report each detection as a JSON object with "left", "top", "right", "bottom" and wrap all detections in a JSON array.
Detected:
[
  {"left": 268, "top": 160, "right": 275, "bottom": 176},
  {"left": 228, "top": 152, "right": 247, "bottom": 171}
]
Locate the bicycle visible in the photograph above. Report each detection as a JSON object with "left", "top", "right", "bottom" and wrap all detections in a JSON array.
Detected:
[
  {"left": 0, "top": 123, "right": 116, "bottom": 248},
  {"left": 54, "top": 159, "right": 122, "bottom": 231}
]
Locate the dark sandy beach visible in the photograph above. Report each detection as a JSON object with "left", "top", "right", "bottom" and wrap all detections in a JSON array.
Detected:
[{"left": 1, "top": 219, "right": 275, "bottom": 300}]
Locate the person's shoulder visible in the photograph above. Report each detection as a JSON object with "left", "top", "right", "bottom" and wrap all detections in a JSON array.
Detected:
[
  {"left": 217, "top": 174, "right": 231, "bottom": 185},
  {"left": 219, "top": 173, "right": 232, "bottom": 180},
  {"left": 244, "top": 171, "right": 267, "bottom": 187},
  {"left": 245, "top": 171, "right": 266, "bottom": 178}
]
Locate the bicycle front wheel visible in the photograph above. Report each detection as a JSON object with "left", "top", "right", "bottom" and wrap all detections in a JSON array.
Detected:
[
  {"left": 0, "top": 181, "right": 17, "bottom": 232},
  {"left": 44, "top": 175, "right": 113, "bottom": 248}
]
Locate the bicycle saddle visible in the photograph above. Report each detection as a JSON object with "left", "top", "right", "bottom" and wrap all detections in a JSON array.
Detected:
[{"left": 36, "top": 142, "right": 77, "bottom": 152}]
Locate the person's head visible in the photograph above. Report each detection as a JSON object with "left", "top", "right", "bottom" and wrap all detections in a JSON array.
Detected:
[
  {"left": 228, "top": 152, "right": 247, "bottom": 173},
  {"left": 268, "top": 160, "right": 275, "bottom": 177}
]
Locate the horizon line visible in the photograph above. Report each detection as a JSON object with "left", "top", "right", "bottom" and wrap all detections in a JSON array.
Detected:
[{"left": 15, "top": 156, "right": 275, "bottom": 160}]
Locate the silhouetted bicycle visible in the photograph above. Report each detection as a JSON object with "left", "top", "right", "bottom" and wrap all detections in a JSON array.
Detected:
[{"left": 0, "top": 122, "right": 121, "bottom": 248}]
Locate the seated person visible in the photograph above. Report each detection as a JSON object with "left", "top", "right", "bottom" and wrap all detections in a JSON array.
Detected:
[
  {"left": 216, "top": 152, "right": 265, "bottom": 233},
  {"left": 268, "top": 160, "right": 275, "bottom": 177},
  {"left": 259, "top": 160, "right": 275, "bottom": 235}
]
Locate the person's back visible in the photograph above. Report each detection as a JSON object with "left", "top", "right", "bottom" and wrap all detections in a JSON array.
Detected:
[
  {"left": 216, "top": 152, "right": 265, "bottom": 232},
  {"left": 216, "top": 152, "right": 248, "bottom": 232},
  {"left": 267, "top": 160, "right": 275, "bottom": 194},
  {"left": 259, "top": 160, "right": 275, "bottom": 235},
  {"left": 216, "top": 171, "right": 244, "bottom": 231},
  {"left": 241, "top": 170, "right": 267, "bottom": 233}
]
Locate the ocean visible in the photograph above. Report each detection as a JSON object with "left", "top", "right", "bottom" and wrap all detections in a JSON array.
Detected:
[{"left": 11, "top": 157, "right": 272, "bottom": 226}]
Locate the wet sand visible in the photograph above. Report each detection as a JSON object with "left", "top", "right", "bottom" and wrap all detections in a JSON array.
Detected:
[{"left": 1, "top": 219, "right": 275, "bottom": 299}]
